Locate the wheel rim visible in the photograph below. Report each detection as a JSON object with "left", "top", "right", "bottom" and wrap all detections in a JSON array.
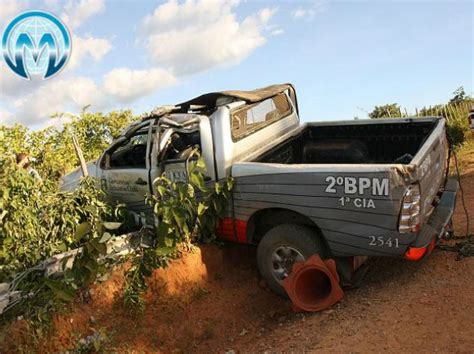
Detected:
[{"left": 271, "top": 246, "right": 305, "bottom": 284}]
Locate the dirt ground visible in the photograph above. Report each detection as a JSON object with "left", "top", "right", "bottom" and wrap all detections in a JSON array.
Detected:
[{"left": 1, "top": 138, "right": 473, "bottom": 353}]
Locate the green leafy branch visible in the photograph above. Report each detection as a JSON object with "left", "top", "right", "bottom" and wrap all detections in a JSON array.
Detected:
[
  {"left": 0, "top": 156, "right": 126, "bottom": 317},
  {"left": 123, "top": 156, "right": 233, "bottom": 311}
]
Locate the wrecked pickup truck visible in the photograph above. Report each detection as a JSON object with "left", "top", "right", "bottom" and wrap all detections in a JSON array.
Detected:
[{"left": 62, "top": 84, "right": 458, "bottom": 297}]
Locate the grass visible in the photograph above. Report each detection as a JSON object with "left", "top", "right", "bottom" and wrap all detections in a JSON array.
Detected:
[{"left": 454, "top": 134, "right": 474, "bottom": 174}]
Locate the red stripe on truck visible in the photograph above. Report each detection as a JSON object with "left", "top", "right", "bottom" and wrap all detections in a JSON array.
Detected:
[
  {"left": 235, "top": 219, "right": 248, "bottom": 243},
  {"left": 217, "top": 218, "right": 248, "bottom": 243}
]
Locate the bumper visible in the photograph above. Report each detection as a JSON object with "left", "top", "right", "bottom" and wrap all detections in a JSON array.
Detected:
[{"left": 405, "top": 178, "right": 458, "bottom": 261}]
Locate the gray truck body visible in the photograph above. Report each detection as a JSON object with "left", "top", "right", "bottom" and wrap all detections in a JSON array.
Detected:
[
  {"left": 231, "top": 117, "right": 452, "bottom": 257},
  {"left": 61, "top": 84, "right": 457, "bottom": 261}
]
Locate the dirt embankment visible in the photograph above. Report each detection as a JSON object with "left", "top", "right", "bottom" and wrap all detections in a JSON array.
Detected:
[
  {"left": 2, "top": 139, "right": 474, "bottom": 353},
  {"left": 2, "top": 244, "right": 291, "bottom": 353}
]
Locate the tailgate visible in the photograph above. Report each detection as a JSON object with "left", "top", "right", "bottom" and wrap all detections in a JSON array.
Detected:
[{"left": 410, "top": 118, "right": 449, "bottom": 220}]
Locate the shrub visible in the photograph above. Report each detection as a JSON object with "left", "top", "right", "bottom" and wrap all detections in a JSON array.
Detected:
[
  {"left": 123, "top": 156, "right": 233, "bottom": 311},
  {"left": 0, "top": 152, "right": 126, "bottom": 318}
]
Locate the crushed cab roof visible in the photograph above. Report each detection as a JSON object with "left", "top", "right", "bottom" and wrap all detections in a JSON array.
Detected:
[
  {"left": 177, "top": 83, "right": 294, "bottom": 110},
  {"left": 141, "top": 83, "right": 295, "bottom": 121}
]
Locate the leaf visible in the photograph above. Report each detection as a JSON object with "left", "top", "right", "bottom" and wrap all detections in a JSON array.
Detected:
[
  {"left": 157, "top": 185, "right": 168, "bottom": 197},
  {"left": 84, "top": 205, "right": 98, "bottom": 215},
  {"left": 197, "top": 202, "right": 208, "bottom": 216},
  {"left": 213, "top": 199, "right": 223, "bottom": 214},
  {"left": 97, "top": 273, "right": 110, "bottom": 282},
  {"left": 84, "top": 258, "right": 99, "bottom": 273},
  {"left": 75, "top": 222, "right": 91, "bottom": 242},
  {"left": 103, "top": 222, "right": 121, "bottom": 230},
  {"left": 189, "top": 172, "right": 205, "bottom": 190},
  {"left": 155, "top": 247, "right": 175, "bottom": 257},
  {"left": 196, "top": 158, "right": 206, "bottom": 170},
  {"left": 85, "top": 242, "right": 94, "bottom": 253},
  {"left": 99, "top": 232, "right": 111, "bottom": 243},
  {"left": 186, "top": 184, "right": 195, "bottom": 198},
  {"left": 91, "top": 240, "right": 107, "bottom": 255},
  {"left": 164, "top": 236, "right": 174, "bottom": 248},
  {"left": 44, "top": 278, "right": 75, "bottom": 302},
  {"left": 227, "top": 177, "right": 234, "bottom": 190},
  {"left": 156, "top": 222, "right": 170, "bottom": 239},
  {"left": 172, "top": 209, "right": 186, "bottom": 229},
  {"left": 93, "top": 340, "right": 101, "bottom": 352}
]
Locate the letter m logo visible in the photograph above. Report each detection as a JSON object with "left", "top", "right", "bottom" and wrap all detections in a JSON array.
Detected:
[{"left": 4, "top": 32, "right": 66, "bottom": 79}]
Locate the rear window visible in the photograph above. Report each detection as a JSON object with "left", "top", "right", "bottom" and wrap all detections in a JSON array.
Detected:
[{"left": 231, "top": 93, "right": 292, "bottom": 141}]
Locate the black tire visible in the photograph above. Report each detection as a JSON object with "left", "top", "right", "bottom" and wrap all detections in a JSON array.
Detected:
[{"left": 257, "top": 224, "right": 326, "bottom": 298}]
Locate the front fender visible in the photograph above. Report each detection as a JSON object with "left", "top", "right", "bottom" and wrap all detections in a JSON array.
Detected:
[{"left": 60, "top": 160, "right": 98, "bottom": 192}]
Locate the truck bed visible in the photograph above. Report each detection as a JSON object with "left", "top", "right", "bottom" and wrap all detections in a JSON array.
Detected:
[
  {"left": 255, "top": 119, "right": 437, "bottom": 165},
  {"left": 231, "top": 117, "right": 448, "bottom": 257}
]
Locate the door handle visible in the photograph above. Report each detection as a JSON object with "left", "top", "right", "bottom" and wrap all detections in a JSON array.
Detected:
[{"left": 135, "top": 178, "right": 148, "bottom": 186}]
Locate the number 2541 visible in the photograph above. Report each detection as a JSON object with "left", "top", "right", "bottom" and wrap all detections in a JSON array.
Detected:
[{"left": 369, "top": 236, "right": 399, "bottom": 248}]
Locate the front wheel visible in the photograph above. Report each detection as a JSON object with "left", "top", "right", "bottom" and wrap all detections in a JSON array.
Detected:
[{"left": 257, "top": 224, "right": 326, "bottom": 298}]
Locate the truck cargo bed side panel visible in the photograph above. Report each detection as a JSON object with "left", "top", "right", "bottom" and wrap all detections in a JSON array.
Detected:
[
  {"left": 232, "top": 168, "right": 416, "bottom": 257},
  {"left": 410, "top": 119, "right": 449, "bottom": 221}
]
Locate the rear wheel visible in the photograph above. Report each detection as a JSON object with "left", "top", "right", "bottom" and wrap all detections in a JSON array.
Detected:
[{"left": 257, "top": 224, "right": 326, "bottom": 297}]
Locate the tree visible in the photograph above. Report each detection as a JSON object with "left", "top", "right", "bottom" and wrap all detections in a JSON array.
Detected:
[
  {"left": 368, "top": 87, "right": 473, "bottom": 147},
  {"left": 0, "top": 109, "right": 136, "bottom": 181},
  {"left": 449, "top": 86, "right": 467, "bottom": 105},
  {"left": 368, "top": 103, "right": 402, "bottom": 119}
]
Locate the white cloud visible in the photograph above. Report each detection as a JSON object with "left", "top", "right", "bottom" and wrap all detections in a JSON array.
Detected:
[
  {"left": 271, "top": 29, "right": 284, "bottom": 36},
  {"left": 57, "top": 2, "right": 112, "bottom": 71},
  {"left": 3, "top": 66, "right": 177, "bottom": 125},
  {"left": 266, "top": 23, "right": 284, "bottom": 36},
  {"left": 12, "top": 77, "right": 106, "bottom": 125},
  {"left": 0, "top": 108, "right": 13, "bottom": 124},
  {"left": 0, "top": 64, "right": 39, "bottom": 98},
  {"left": 142, "top": 0, "right": 277, "bottom": 75},
  {"left": 0, "top": 0, "right": 28, "bottom": 24},
  {"left": 292, "top": 0, "right": 327, "bottom": 20},
  {"left": 60, "top": 0, "right": 106, "bottom": 29},
  {"left": 103, "top": 67, "right": 177, "bottom": 102},
  {"left": 293, "top": 8, "right": 307, "bottom": 19},
  {"left": 2, "top": 0, "right": 281, "bottom": 127},
  {"left": 0, "top": 0, "right": 105, "bottom": 30},
  {"left": 142, "top": 0, "right": 239, "bottom": 33},
  {"left": 67, "top": 35, "right": 112, "bottom": 69},
  {"left": 0, "top": 52, "right": 176, "bottom": 124}
]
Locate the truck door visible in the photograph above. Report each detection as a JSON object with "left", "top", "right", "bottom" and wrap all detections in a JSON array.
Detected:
[
  {"left": 150, "top": 130, "right": 198, "bottom": 187},
  {"left": 99, "top": 121, "right": 154, "bottom": 223},
  {"left": 149, "top": 127, "right": 209, "bottom": 196}
]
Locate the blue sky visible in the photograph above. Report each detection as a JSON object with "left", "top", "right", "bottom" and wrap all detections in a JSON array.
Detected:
[{"left": 0, "top": 0, "right": 472, "bottom": 128}]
